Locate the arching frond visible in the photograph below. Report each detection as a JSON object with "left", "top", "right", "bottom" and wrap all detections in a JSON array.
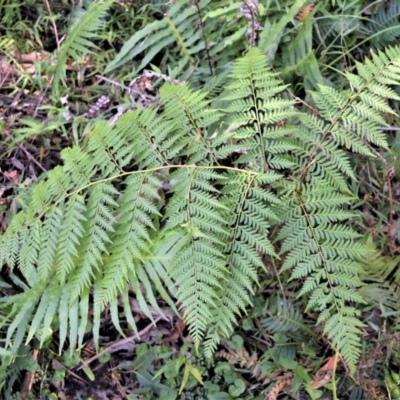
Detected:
[{"left": 53, "top": 0, "right": 114, "bottom": 96}]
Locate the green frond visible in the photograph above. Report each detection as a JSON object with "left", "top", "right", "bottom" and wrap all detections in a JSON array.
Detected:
[
  {"left": 18, "top": 219, "right": 41, "bottom": 285},
  {"left": 203, "top": 172, "right": 280, "bottom": 356},
  {"left": 61, "top": 146, "right": 97, "bottom": 187},
  {"left": 366, "top": 4, "right": 400, "bottom": 49},
  {"left": 217, "top": 47, "right": 294, "bottom": 170},
  {"left": 87, "top": 121, "right": 129, "bottom": 175},
  {"left": 2, "top": 283, "right": 45, "bottom": 351},
  {"left": 312, "top": 86, "right": 349, "bottom": 118},
  {"left": 113, "top": 108, "right": 169, "bottom": 169},
  {"left": 53, "top": 0, "right": 114, "bottom": 96},
  {"left": 37, "top": 207, "right": 62, "bottom": 281},
  {"left": 106, "top": 0, "right": 211, "bottom": 75},
  {"left": 160, "top": 85, "right": 222, "bottom": 164},
  {"left": 98, "top": 173, "right": 162, "bottom": 307},
  {"left": 165, "top": 168, "right": 229, "bottom": 347},
  {"left": 58, "top": 283, "right": 72, "bottom": 353},
  {"left": 323, "top": 311, "right": 364, "bottom": 368},
  {"left": 262, "top": 296, "right": 313, "bottom": 335},
  {"left": 275, "top": 179, "right": 369, "bottom": 371},
  {"left": 68, "top": 182, "right": 118, "bottom": 301},
  {"left": 357, "top": 91, "right": 395, "bottom": 114},
  {"left": 26, "top": 283, "right": 61, "bottom": 347},
  {"left": 54, "top": 195, "right": 86, "bottom": 284}
]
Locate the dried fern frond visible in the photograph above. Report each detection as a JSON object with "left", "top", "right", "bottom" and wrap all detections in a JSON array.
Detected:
[
  {"left": 296, "top": 4, "right": 314, "bottom": 22},
  {"left": 216, "top": 348, "right": 272, "bottom": 386},
  {"left": 266, "top": 372, "right": 294, "bottom": 400}
]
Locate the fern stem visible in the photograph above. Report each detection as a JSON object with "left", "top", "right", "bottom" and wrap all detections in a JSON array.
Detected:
[
  {"left": 249, "top": 73, "right": 266, "bottom": 172},
  {"left": 24, "top": 165, "right": 259, "bottom": 230},
  {"left": 331, "top": 351, "right": 339, "bottom": 400},
  {"left": 192, "top": 0, "right": 213, "bottom": 76}
]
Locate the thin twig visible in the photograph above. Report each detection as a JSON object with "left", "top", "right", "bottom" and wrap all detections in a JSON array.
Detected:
[
  {"left": 380, "top": 126, "right": 400, "bottom": 131},
  {"left": 33, "top": 75, "right": 53, "bottom": 119},
  {"left": 192, "top": 0, "right": 213, "bottom": 76},
  {"left": 77, "top": 316, "right": 163, "bottom": 370},
  {"left": 95, "top": 74, "right": 127, "bottom": 89},
  {"left": 44, "top": 0, "right": 61, "bottom": 51},
  {"left": 3, "top": 132, "right": 47, "bottom": 173}
]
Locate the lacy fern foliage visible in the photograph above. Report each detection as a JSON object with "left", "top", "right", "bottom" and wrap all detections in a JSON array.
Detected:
[
  {"left": 2, "top": 46, "right": 400, "bottom": 371},
  {"left": 366, "top": 3, "right": 400, "bottom": 50},
  {"left": 53, "top": 0, "right": 114, "bottom": 96},
  {"left": 106, "top": 0, "right": 214, "bottom": 76}
]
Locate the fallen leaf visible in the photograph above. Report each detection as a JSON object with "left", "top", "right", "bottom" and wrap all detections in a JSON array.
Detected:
[{"left": 310, "top": 356, "right": 336, "bottom": 389}]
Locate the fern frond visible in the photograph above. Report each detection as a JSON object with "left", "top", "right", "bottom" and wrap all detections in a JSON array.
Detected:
[
  {"left": 2, "top": 283, "right": 45, "bottom": 351},
  {"left": 53, "top": 0, "right": 114, "bottom": 95},
  {"left": 273, "top": 46, "right": 400, "bottom": 371},
  {"left": 366, "top": 3, "right": 400, "bottom": 49},
  {"left": 106, "top": 0, "right": 211, "bottom": 75},
  {"left": 111, "top": 108, "right": 168, "bottom": 169},
  {"left": 98, "top": 173, "right": 162, "bottom": 307},
  {"left": 276, "top": 181, "right": 367, "bottom": 369},
  {"left": 160, "top": 84, "right": 222, "bottom": 164},
  {"left": 165, "top": 168, "right": 228, "bottom": 347},
  {"left": 68, "top": 182, "right": 118, "bottom": 301},
  {"left": 204, "top": 172, "right": 280, "bottom": 356},
  {"left": 262, "top": 296, "right": 313, "bottom": 335},
  {"left": 217, "top": 47, "right": 295, "bottom": 171},
  {"left": 54, "top": 194, "right": 86, "bottom": 284},
  {"left": 37, "top": 207, "right": 62, "bottom": 281}
]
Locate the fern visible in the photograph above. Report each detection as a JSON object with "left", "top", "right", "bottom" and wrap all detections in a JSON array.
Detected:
[
  {"left": 359, "top": 239, "right": 400, "bottom": 332},
  {"left": 366, "top": 3, "right": 400, "bottom": 50},
  {"left": 262, "top": 296, "right": 313, "bottom": 335},
  {"left": 275, "top": 45, "right": 400, "bottom": 370},
  {"left": 106, "top": 0, "right": 305, "bottom": 83},
  {"left": 106, "top": 0, "right": 213, "bottom": 76},
  {"left": 1, "top": 46, "right": 400, "bottom": 374},
  {"left": 52, "top": 0, "right": 114, "bottom": 96}
]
